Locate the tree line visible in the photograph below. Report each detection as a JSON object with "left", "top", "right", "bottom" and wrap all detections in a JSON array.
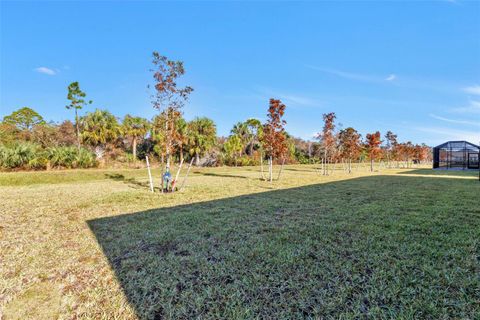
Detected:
[{"left": 0, "top": 52, "right": 431, "bottom": 173}]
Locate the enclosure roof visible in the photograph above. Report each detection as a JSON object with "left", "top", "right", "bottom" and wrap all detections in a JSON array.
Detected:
[{"left": 434, "top": 140, "right": 480, "bottom": 150}]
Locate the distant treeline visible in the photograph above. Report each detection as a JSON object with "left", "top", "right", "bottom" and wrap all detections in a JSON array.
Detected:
[
  {"left": 0, "top": 105, "right": 430, "bottom": 171},
  {"left": 0, "top": 52, "right": 431, "bottom": 171}
]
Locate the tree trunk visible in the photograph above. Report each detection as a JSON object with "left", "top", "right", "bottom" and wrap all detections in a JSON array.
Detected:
[
  {"left": 160, "top": 154, "right": 165, "bottom": 193},
  {"left": 132, "top": 137, "right": 137, "bottom": 161},
  {"left": 195, "top": 152, "right": 200, "bottom": 166},
  {"left": 165, "top": 108, "right": 171, "bottom": 170},
  {"left": 179, "top": 145, "right": 184, "bottom": 164},
  {"left": 276, "top": 158, "right": 285, "bottom": 181},
  {"left": 269, "top": 156, "right": 273, "bottom": 182},
  {"left": 234, "top": 155, "right": 237, "bottom": 167},
  {"left": 370, "top": 159, "right": 374, "bottom": 172},
  {"left": 249, "top": 141, "right": 254, "bottom": 158},
  {"left": 75, "top": 108, "right": 81, "bottom": 151},
  {"left": 323, "top": 149, "right": 327, "bottom": 175},
  {"left": 146, "top": 156, "right": 154, "bottom": 193},
  {"left": 260, "top": 151, "right": 266, "bottom": 180}
]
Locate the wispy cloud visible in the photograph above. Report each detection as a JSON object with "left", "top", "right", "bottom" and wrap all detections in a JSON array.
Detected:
[
  {"left": 463, "top": 85, "right": 480, "bottom": 96},
  {"left": 385, "top": 74, "right": 397, "bottom": 81},
  {"left": 451, "top": 100, "right": 480, "bottom": 114},
  {"left": 306, "top": 65, "right": 396, "bottom": 83},
  {"left": 34, "top": 67, "right": 56, "bottom": 75},
  {"left": 429, "top": 113, "right": 480, "bottom": 127},
  {"left": 415, "top": 126, "right": 480, "bottom": 145},
  {"left": 255, "top": 87, "right": 321, "bottom": 107}
]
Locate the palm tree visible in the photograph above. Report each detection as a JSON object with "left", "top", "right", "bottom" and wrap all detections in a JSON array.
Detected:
[
  {"left": 175, "top": 117, "right": 188, "bottom": 163},
  {"left": 245, "top": 118, "right": 263, "bottom": 157},
  {"left": 80, "top": 109, "right": 120, "bottom": 159},
  {"left": 230, "top": 121, "right": 250, "bottom": 156},
  {"left": 122, "top": 115, "right": 150, "bottom": 160},
  {"left": 187, "top": 117, "right": 216, "bottom": 166},
  {"left": 224, "top": 135, "right": 243, "bottom": 166}
]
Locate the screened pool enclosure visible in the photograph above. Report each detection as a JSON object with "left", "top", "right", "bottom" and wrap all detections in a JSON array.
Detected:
[{"left": 433, "top": 141, "right": 479, "bottom": 170}]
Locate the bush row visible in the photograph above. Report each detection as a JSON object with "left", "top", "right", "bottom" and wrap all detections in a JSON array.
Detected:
[{"left": 0, "top": 143, "right": 97, "bottom": 170}]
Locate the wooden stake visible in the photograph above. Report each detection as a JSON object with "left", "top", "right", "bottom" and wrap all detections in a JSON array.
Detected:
[
  {"left": 179, "top": 158, "right": 194, "bottom": 191},
  {"left": 171, "top": 158, "right": 184, "bottom": 192},
  {"left": 146, "top": 156, "right": 154, "bottom": 193}
]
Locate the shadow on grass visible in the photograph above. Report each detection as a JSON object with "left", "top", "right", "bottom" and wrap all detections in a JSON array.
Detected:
[
  {"left": 88, "top": 175, "right": 479, "bottom": 319},
  {"left": 104, "top": 173, "right": 161, "bottom": 191},
  {"left": 398, "top": 168, "right": 479, "bottom": 178},
  {"left": 284, "top": 167, "right": 318, "bottom": 173},
  {"left": 193, "top": 171, "right": 248, "bottom": 179}
]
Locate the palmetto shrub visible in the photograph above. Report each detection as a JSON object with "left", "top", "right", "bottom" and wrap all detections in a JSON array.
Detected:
[
  {"left": 75, "top": 147, "right": 97, "bottom": 168},
  {"left": 46, "top": 146, "right": 97, "bottom": 169},
  {"left": 0, "top": 144, "right": 97, "bottom": 170},
  {"left": 46, "top": 146, "right": 78, "bottom": 168},
  {"left": 0, "top": 142, "right": 45, "bottom": 169}
]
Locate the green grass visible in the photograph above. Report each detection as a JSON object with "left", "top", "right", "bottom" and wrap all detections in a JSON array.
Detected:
[{"left": 1, "top": 165, "right": 479, "bottom": 319}]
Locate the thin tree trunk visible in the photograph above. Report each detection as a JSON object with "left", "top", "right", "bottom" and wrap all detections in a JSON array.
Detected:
[
  {"left": 179, "top": 158, "right": 194, "bottom": 191},
  {"left": 160, "top": 154, "right": 165, "bottom": 193},
  {"left": 179, "top": 145, "right": 184, "bottom": 164},
  {"left": 349, "top": 158, "right": 352, "bottom": 173},
  {"left": 332, "top": 160, "right": 337, "bottom": 175},
  {"left": 165, "top": 108, "right": 171, "bottom": 170},
  {"left": 195, "top": 152, "right": 200, "bottom": 166},
  {"left": 323, "top": 150, "right": 327, "bottom": 175},
  {"left": 276, "top": 157, "right": 285, "bottom": 181},
  {"left": 370, "top": 159, "right": 374, "bottom": 172},
  {"left": 269, "top": 156, "right": 273, "bottom": 182},
  {"left": 132, "top": 137, "right": 137, "bottom": 161},
  {"left": 146, "top": 156, "right": 154, "bottom": 193},
  {"left": 75, "top": 108, "right": 81, "bottom": 151},
  {"left": 260, "top": 151, "right": 266, "bottom": 180}
]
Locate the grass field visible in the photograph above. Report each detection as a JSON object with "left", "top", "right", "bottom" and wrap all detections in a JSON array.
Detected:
[{"left": 1, "top": 165, "right": 479, "bottom": 319}]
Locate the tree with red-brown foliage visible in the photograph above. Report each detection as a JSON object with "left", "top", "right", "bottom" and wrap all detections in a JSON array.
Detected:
[
  {"left": 338, "top": 127, "right": 362, "bottom": 173},
  {"left": 149, "top": 52, "right": 193, "bottom": 170},
  {"left": 384, "top": 131, "right": 398, "bottom": 168},
  {"left": 414, "top": 144, "right": 431, "bottom": 164},
  {"left": 261, "top": 99, "right": 288, "bottom": 181},
  {"left": 317, "top": 112, "right": 336, "bottom": 175},
  {"left": 365, "top": 131, "right": 382, "bottom": 172}
]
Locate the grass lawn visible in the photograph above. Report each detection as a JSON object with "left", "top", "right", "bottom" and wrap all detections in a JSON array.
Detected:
[{"left": 1, "top": 165, "right": 479, "bottom": 319}]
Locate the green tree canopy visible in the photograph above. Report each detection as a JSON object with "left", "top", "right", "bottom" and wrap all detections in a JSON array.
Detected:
[
  {"left": 80, "top": 109, "right": 120, "bottom": 149},
  {"left": 224, "top": 134, "right": 243, "bottom": 166},
  {"left": 187, "top": 117, "right": 216, "bottom": 165},
  {"left": 66, "top": 81, "right": 92, "bottom": 149},
  {"left": 2, "top": 107, "right": 45, "bottom": 131},
  {"left": 122, "top": 115, "right": 150, "bottom": 159}
]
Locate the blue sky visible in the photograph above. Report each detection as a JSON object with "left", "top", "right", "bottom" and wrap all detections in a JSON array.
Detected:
[{"left": 1, "top": 1, "right": 479, "bottom": 146}]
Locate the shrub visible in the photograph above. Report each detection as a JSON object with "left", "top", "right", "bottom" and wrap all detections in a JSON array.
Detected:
[
  {"left": 75, "top": 148, "right": 97, "bottom": 168},
  {"left": 46, "top": 146, "right": 97, "bottom": 169},
  {"left": 46, "top": 146, "right": 78, "bottom": 168},
  {"left": 0, "top": 142, "right": 45, "bottom": 170}
]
